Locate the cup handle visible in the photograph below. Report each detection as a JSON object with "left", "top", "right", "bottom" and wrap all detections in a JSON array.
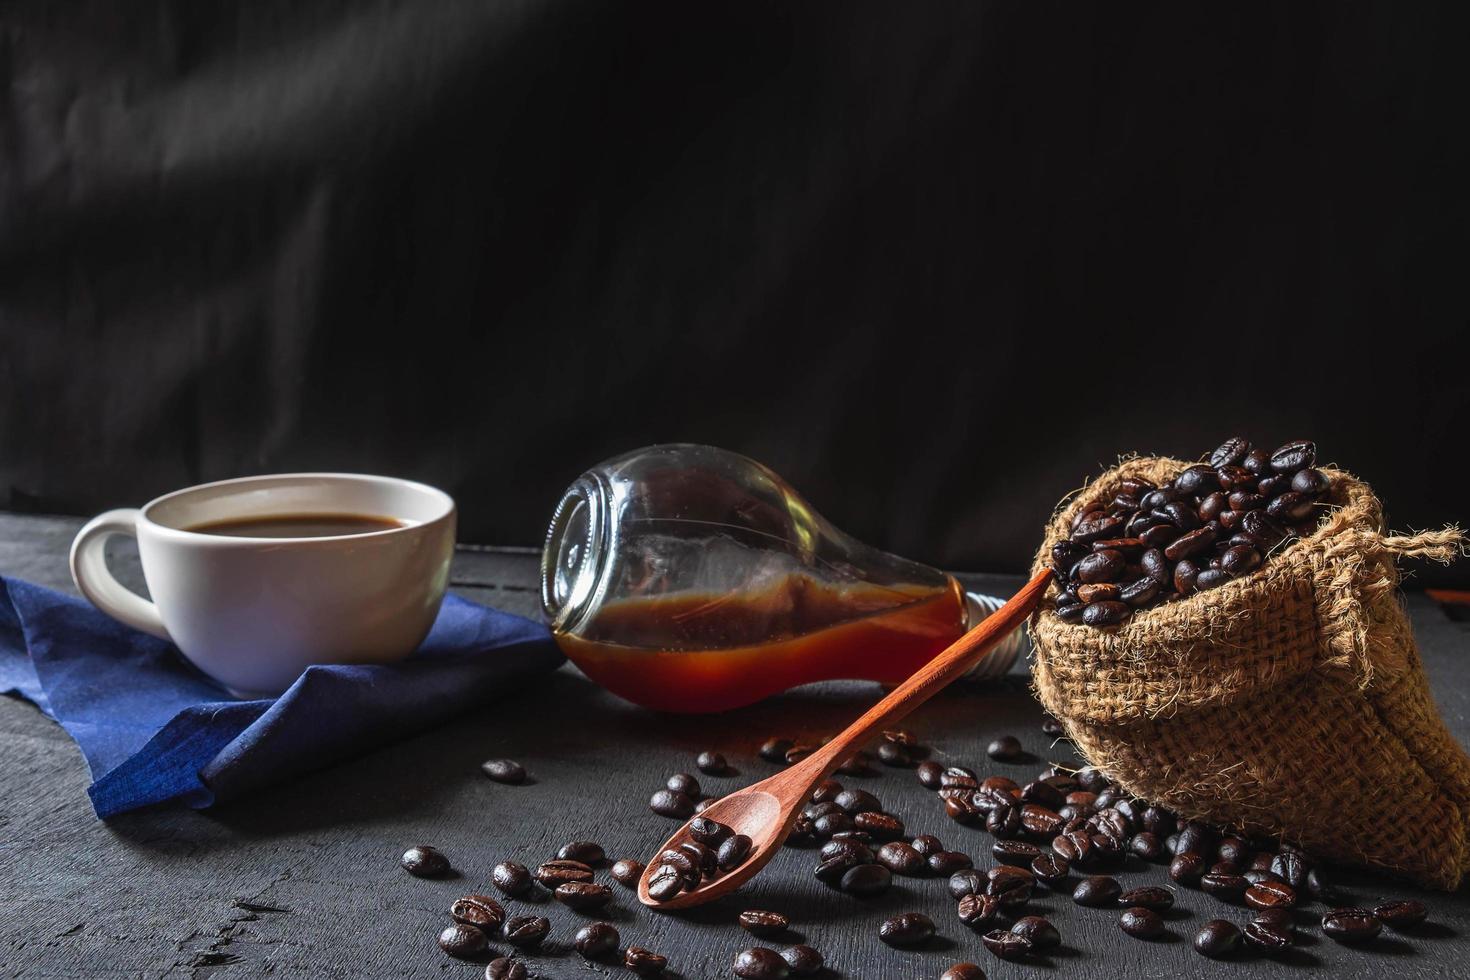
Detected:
[{"left": 69, "top": 508, "right": 171, "bottom": 641}]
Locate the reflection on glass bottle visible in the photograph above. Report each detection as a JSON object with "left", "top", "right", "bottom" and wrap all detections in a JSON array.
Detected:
[{"left": 542, "top": 444, "right": 1003, "bottom": 713}]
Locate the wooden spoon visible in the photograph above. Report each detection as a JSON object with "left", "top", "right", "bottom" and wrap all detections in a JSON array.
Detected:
[{"left": 637, "top": 568, "right": 1053, "bottom": 909}]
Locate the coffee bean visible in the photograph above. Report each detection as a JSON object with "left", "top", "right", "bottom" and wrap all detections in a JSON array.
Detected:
[
  {"left": 1245, "top": 880, "right": 1297, "bottom": 910},
  {"left": 688, "top": 817, "right": 731, "bottom": 848},
  {"left": 1193, "top": 919, "right": 1241, "bottom": 958},
  {"left": 480, "top": 759, "right": 526, "bottom": 784},
  {"left": 1076, "top": 549, "right": 1125, "bottom": 584},
  {"left": 879, "top": 912, "right": 935, "bottom": 947},
  {"left": 759, "top": 737, "right": 793, "bottom": 762},
  {"left": 1119, "top": 906, "right": 1165, "bottom": 939},
  {"left": 678, "top": 840, "right": 717, "bottom": 876},
  {"left": 1073, "top": 875, "right": 1122, "bottom": 907},
  {"left": 1195, "top": 568, "right": 1229, "bottom": 590},
  {"left": 1128, "top": 832, "right": 1164, "bottom": 862},
  {"left": 1164, "top": 526, "right": 1215, "bottom": 561},
  {"left": 437, "top": 923, "right": 488, "bottom": 959},
  {"left": 1244, "top": 919, "right": 1293, "bottom": 951},
  {"left": 694, "top": 798, "right": 715, "bottom": 813},
  {"left": 840, "top": 862, "right": 892, "bottom": 897},
  {"left": 624, "top": 946, "right": 667, "bottom": 976},
  {"left": 666, "top": 772, "right": 701, "bottom": 797},
  {"left": 1022, "top": 779, "right": 1066, "bottom": 809},
  {"left": 1292, "top": 467, "right": 1329, "bottom": 496},
  {"left": 980, "top": 929, "right": 1033, "bottom": 961},
  {"left": 957, "top": 892, "right": 1002, "bottom": 930},
  {"left": 1072, "top": 512, "right": 1126, "bottom": 544},
  {"left": 986, "top": 735, "right": 1024, "bottom": 761},
  {"left": 1269, "top": 851, "right": 1309, "bottom": 890},
  {"left": 501, "top": 915, "right": 550, "bottom": 949},
  {"left": 1175, "top": 466, "right": 1219, "bottom": 497},
  {"left": 1119, "top": 577, "right": 1160, "bottom": 607},
  {"left": 1374, "top": 899, "right": 1428, "bottom": 928},
  {"left": 1053, "top": 829, "right": 1092, "bottom": 864},
  {"left": 1243, "top": 447, "right": 1272, "bottom": 473},
  {"left": 939, "top": 964, "right": 986, "bottom": 980},
  {"left": 837, "top": 751, "right": 873, "bottom": 775},
  {"left": 1082, "top": 600, "right": 1130, "bottom": 626},
  {"left": 986, "top": 868, "right": 1035, "bottom": 907},
  {"left": 986, "top": 804, "right": 1021, "bottom": 838},
  {"left": 1305, "top": 867, "right": 1341, "bottom": 902},
  {"left": 877, "top": 741, "right": 912, "bottom": 767},
  {"left": 929, "top": 850, "right": 974, "bottom": 875},
  {"left": 401, "top": 845, "right": 450, "bottom": 878},
  {"left": 1270, "top": 439, "right": 1316, "bottom": 473},
  {"left": 535, "top": 859, "right": 593, "bottom": 888},
  {"left": 733, "top": 947, "right": 789, "bottom": 980},
  {"left": 490, "top": 860, "right": 531, "bottom": 896},
  {"left": 574, "top": 921, "right": 620, "bottom": 958},
  {"left": 854, "top": 811, "right": 904, "bottom": 839},
  {"left": 1076, "top": 583, "right": 1122, "bottom": 606},
  {"left": 1010, "top": 915, "right": 1060, "bottom": 950},
  {"left": 1201, "top": 869, "right": 1249, "bottom": 901},
  {"left": 1030, "top": 852, "right": 1070, "bottom": 885},
  {"left": 555, "top": 880, "right": 611, "bottom": 911},
  {"left": 696, "top": 750, "right": 727, "bottom": 774},
  {"left": 948, "top": 868, "right": 986, "bottom": 899},
  {"left": 646, "top": 864, "right": 685, "bottom": 901},
  {"left": 608, "top": 858, "right": 643, "bottom": 887},
  {"left": 1220, "top": 544, "right": 1262, "bottom": 577},
  {"left": 813, "top": 812, "right": 853, "bottom": 837},
  {"left": 1169, "top": 852, "right": 1205, "bottom": 884},
  {"left": 485, "top": 957, "right": 528, "bottom": 980},
  {"left": 1211, "top": 437, "right": 1252, "bottom": 468},
  {"left": 710, "top": 833, "right": 748, "bottom": 871},
  {"left": 649, "top": 788, "right": 694, "bottom": 819},
  {"left": 1267, "top": 491, "right": 1316, "bottom": 522},
  {"left": 557, "top": 840, "right": 606, "bottom": 865},
  {"left": 911, "top": 834, "right": 944, "bottom": 857},
  {"left": 451, "top": 895, "right": 506, "bottom": 930},
  {"left": 1321, "top": 907, "right": 1382, "bottom": 944},
  {"left": 781, "top": 945, "right": 823, "bottom": 976},
  {"left": 916, "top": 760, "right": 944, "bottom": 789},
  {"left": 992, "top": 840, "right": 1041, "bottom": 866},
  {"left": 834, "top": 788, "right": 882, "bottom": 814},
  {"left": 1051, "top": 540, "right": 1089, "bottom": 579},
  {"left": 878, "top": 841, "right": 925, "bottom": 876},
  {"left": 1251, "top": 907, "right": 1294, "bottom": 928},
  {"left": 738, "top": 909, "right": 790, "bottom": 937},
  {"left": 1173, "top": 559, "right": 1200, "bottom": 595}
]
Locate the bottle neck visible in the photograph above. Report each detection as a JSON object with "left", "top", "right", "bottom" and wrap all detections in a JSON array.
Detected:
[{"left": 540, "top": 475, "right": 608, "bottom": 633}]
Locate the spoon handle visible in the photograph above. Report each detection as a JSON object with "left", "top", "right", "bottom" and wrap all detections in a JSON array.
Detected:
[{"left": 803, "top": 569, "right": 1053, "bottom": 780}]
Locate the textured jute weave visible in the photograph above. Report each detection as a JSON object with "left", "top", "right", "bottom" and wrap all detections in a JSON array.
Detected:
[{"left": 1030, "top": 457, "right": 1470, "bottom": 889}]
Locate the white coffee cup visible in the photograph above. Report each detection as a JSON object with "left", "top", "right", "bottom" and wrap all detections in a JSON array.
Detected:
[{"left": 69, "top": 473, "right": 457, "bottom": 698}]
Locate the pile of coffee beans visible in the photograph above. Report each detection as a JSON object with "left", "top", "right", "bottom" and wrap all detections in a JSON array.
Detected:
[
  {"left": 1052, "top": 436, "right": 1332, "bottom": 625},
  {"left": 646, "top": 813, "right": 753, "bottom": 901}
]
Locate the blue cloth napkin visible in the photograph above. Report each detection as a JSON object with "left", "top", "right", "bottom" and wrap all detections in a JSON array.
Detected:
[{"left": 0, "top": 576, "right": 563, "bottom": 818}]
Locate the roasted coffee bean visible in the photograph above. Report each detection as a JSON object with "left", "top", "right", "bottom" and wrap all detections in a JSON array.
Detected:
[
  {"left": 854, "top": 811, "right": 904, "bottom": 839},
  {"left": 686, "top": 817, "right": 730, "bottom": 849},
  {"left": 1170, "top": 851, "right": 1205, "bottom": 885},
  {"left": 502, "top": 915, "right": 550, "bottom": 949},
  {"left": 1174, "top": 559, "right": 1200, "bottom": 595},
  {"left": 1210, "top": 437, "right": 1252, "bottom": 468},
  {"left": 401, "top": 845, "right": 450, "bottom": 878},
  {"left": 1020, "top": 803, "right": 1065, "bottom": 837},
  {"left": 1051, "top": 540, "right": 1089, "bottom": 579},
  {"left": 677, "top": 839, "right": 718, "bottom": 872},
  {"left": 733, "top": 947, "right": 789, "bottom": 980},
  {"left": 536, "top": 859, "right": 594, "bottom": 888},
  {"left": 828, "top": 830, "right": 872, "bottom": 845},
  {"left": 1116, "top": 885, "right": 1173, "bottom": 911},
  {"left": 1072, "top": 512, "right": 1126, "bottom": 544},
  {"left": 812, "top": 812, "right": 853, "bottom": 837},
  {"left": 1119, "top": 906, "right": 1165, "bottom": 939},
  {"left": 987, "top": 734, "right": 1024, "bottom": 760},
  {"left": 980, "top": 929, "right": 1033, "bottom": 961},
  {"left": 624, "top": 946, "right": 667, "bottom": 976},
  {"left": 696, "top": 750, "right": 727, "bottom": 774},
  {"left": 834, "top": 788, "right": 881, "bottom": 814},
  {"left": 814, "top": 843, "right": 868, "bottom": 885},
  {"left": 1075, "top": 582, "right": 1121, "bottom": 604},
  {"left": 1267, "top": 491, "right": 1316, "bottom": 523},
  {"left": 1243, "top": 447, "right": 1272, "bottom": 473},
  {"left": 781, "top": 945, "right": 823, "bottom": 976},
  {"left": 558, "top": 840, "right": 606, "bottom": 865},
  {"left": 437, "top": 923, "right": 488, "bottom": 959},
  {"left": 1201, "top": 869, "right": 1249, "bottom": 901},
  {"left": 805, "top": 801, "right": 844, "bottom": 820},
  {"left": 1251, "top": 908, "right": 1294, "bottom": 928},
  {"left": 1129, "top": 832, "right": 1165, "bottom": 862},
  {"left": 784, "top": 743, "right": 816, "bottom": 764},
  {"left": 1245, "top": 880, "right": 1297, "bottom": 910},
  {"left": 1010, "top": 916, "right": 1059, "bottom": 950},
  {"left": 1076, "top": 550, "right": 1125, "bottom": 584},
  {"left": 574, "top": 921, "right": 620, "bottom": 958},
  {"left": 876, "top": 741, "right": 911, "bottom": 767},
  {"left": 1321, "top": 907, "right": 1382, "bottom": 944},
  {"left": 1021, "top": 778, "right": 1066, "bottom": 808},
  {"left": 1055, "top": 601, "right": 1086, "bottom": 623},
  {"left": 646, "top": 864, "right": 686, "bottom": 901},
  {"left": 1073, "top": 875, "right": 1122, "bottom": 907},
  {"left": 491, "top": 860, "right": 532, "bottom": 895},
  {"left": 649, "top": 788, "right": 694, "bottom": 819},
  {"left": 479, "top": 758, "right": 526, "bottom": 784},
  {"left": 1244, "top": 919, "right": 1293, "bottom": 951},
  {"left": 1269, "top": 851, "right": 1309, "bottom": 890},
  {"left": 948, "top": 868, "right": 987, "bottom": 899},
  {"left": 1257, "top": 473, "right": 1289, "bottom": 496},
  {"left": 939, "top": 964, "right": 986, "bottom": 980},
  {"left": 1227, "top": 490, "right": 1266, "bottom": 512},
  {"left": 876, "top": 841, "right": 924, "bottom": 876},
  {"left": 1119, "top": 577, "right": 1161, "bottom": 607},
  {"left": 992, "top": 840, "right": 1041, "bottom": 866},
  {"left": 738, "top": 909, "right": 791, "bottom": 937},
  {"left": 694, "top": 798, "right": 715, "bottom": 813},
  {"left": 1374, "top": 899, "right": 1427, "bottom": 928},
  {"left": 837, "top": 751, "right": 872, "bottom": 775},
  {"left": 911, "top": 834, "right": 944, "bottom": 858},
  {"left": 786, "top": 815, "right": 818, "bottom": 847},
  {"left": 1292, "top": 467, "right": 1329, "bottom": 496},
  {"left": 879, "top": 912, "right": 935, "bottom": 947},
  {"left": 958, "top": 893, "right": 1002, "bottom": 929},
  {"left": 1195, "top": 568, "right": 1229, "bottom": 590},
  {"left": 1221, "top": 544, "right": 1262, "bottom": 577},
  {"left": 555, "top": 881, "right": 612, "bottom": 911},
  {"left": 1053, "top": 829, "right": 1092, "bottom": 864},
  {"left": 1270, "top": 439, "right": 1316, "bottom": 474},
  {"left": 485, "top": 957, "right": 528, "bottom": 980},
  {"left": 840, "top": 863, "right": 892, "bottom": 897},
  {"left": 666, "top": 772, "right": 701, "bottom": 798},
  {"left": 1140, "top": 808, "right": 1176, "bottom": 839},
  {"left": 916, "top": 760, "right": 945, "bottom": 789},
  {"left": 929, "top": 850, "right": 974, "bottom": 875},
  {"left": 759, "top": 737, "right": 794, "bottom": 762},
  {"left": 1175, "top": 466, "right": 1219, "bottom": 497},
  {"left": 1193, "top": 919, "right": 1241, "bottom": 958},
  {"left": 1198, "top": 491, "right": 1229, "bottom": 522},
  {"left": 986, "top": 804, "right": 1022, "bottom": 839},
  {"left": 1242, "top": 508, "right": 1288, "bottom": 547},
  {"left": 718, "top": 834, "right": 753, "bottom": 871},
  {"left": 451, "top": 895, "right": 506, "bottom": 930},
  {"left": 986, "top": 868, "right": 1035, "bottom": 907},
  {"left": 807, "top": 781, "right": 841, "bottom": 806},
  {"left": 1082, "top": 600, "right": 1130, "bottom": 626},
  {"left": 1305, "top": 867, "right": 1341, "bottom": 902},
  {"left": 1164, "top": 526, "right": 1216, "bottom": 561},
  {"left": 1030, "top": 852, "right": 1070, "bottom": 884}
]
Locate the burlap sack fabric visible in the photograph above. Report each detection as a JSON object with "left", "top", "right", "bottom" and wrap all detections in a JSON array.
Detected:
[{"left": 1029, "top": 456, "right": 1470, "bottom": 889}]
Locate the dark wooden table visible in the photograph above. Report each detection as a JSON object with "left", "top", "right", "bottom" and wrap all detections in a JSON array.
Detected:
[{"left": 3, "top": 512, "right": 1468, "bottom": 979}]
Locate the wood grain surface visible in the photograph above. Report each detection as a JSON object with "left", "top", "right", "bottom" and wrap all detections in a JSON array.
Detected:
[{"left": 2, "top": 513, "right": 1467, "bottom": 979}]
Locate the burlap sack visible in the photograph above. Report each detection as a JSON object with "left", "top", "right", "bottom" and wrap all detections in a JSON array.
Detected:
[{"left": 1030, "top": 456, "right": 1470, "bottom": 889}]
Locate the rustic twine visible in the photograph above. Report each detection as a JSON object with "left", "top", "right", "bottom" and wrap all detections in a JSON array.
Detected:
[{"left": 1029, "top": 457, "right": 1470, "bottom": 889}]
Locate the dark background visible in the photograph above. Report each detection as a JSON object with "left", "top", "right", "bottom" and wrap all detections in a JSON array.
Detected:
[{"left": 3, "top": 1, "right": 1467, "bottom": 582}]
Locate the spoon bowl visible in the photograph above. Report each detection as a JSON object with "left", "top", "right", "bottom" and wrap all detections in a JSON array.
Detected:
[{"left": 637, "top": 569, "right": 1053, "bottom": 910}]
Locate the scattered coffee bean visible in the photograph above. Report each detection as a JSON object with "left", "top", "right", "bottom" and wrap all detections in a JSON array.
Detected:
[
  {"left": 854, "top": 811, "right": 904, "bottom": 839},
  {"left": 1321, "top": 907, "right": 1383, "bottom": 944},
  {"left": 557, "top": 840, "right": 606, "bottom": 865},
  {"left": 758, "top": 738, "right": 793, "bottom": 762},
  {"left": 491, "top": 860, "right": 531, "bottom": 896},
  {"left": 784, "top": 743, "right": 817, "bottom": 764},
  {"left": 666, "top": 772, "right": 701, "bottom": 797},
  {"left": 1244, "top": 919, "right": 1293, "bottom": 951},
  {"left": 624, "top": 945, "right": 668, "bottom": 976},
  {"left": 879, "top": 912, "right": 935, "bottom": 947},
  {"left": 574, "top": 921, "right": 620, "bottom": 958},
  {"left": 877, "top": 841, "right": 925, "bottom": 876},
  {"left": 1118, "top": 886, "right": 1174, "bottom": 911},
  {"left": 1251, "top": 907, "right": 1293, "bottom": 928},
  {"left": 554, "top": 880, "right": 611, "bottom": 911},
  {"left": 916, "top": 760, "right": 945, "bottom": 789},
  {"left": 958, "top": 893, "right": 1002, "bottom": 929},
  {"left": 911, "top": 834, "right": 944, "bottom": 858},
  {"left": 649, "top": 788, "right": 694, "bottom": 819},
  {"left": 929, "top": 850, "right": 974, "bottom": 875},
  {"left": 646, "top": 864, "right": 686, "bottom": 901},
  {"left": 1119, "top": 907, "right": 1165, "bottom": 939},
  {"left": 734, "top": 947, "right": 789, "bottom": 980},
  {"left": 940, "top": 964, "right": 986, "bottom": 980},
  {"left": 1073, "top": 875, "right": 1122, "bottom": 907},
  {"left": 987, "top": 735, "right": 1023, "bottom": 761},
  {"left": 718, "top": 834, "right": 752, "bottom": 871},
  {"left": 834, "top": 788, "right": 881, "bottom": 814},
  {"left": 400, "top": 845, "right": 449, "bottom": 877},
  {"left": 738, "top": 910, "right": 790, "bottom": 937},
  {"left": 437, "top": 923, "right": 488, "bottom": 959},
  {"left": 986, "top": 867, "right": 1035, "bottom": 907},
  {"left": 485, "top": 957, "right": 528, "bottom": 980},
  {"left": 877, "top": 741, "right": 912, "bottom": 767},
  {"left": 948, "top": 868, "right": 987, "bottom": 899},
  {"left": 480, "top": 759, "right": 526, "bottom": 784},
  {"left": 1010, "top": 916, "right": 1059, "bottom": 951},
  {"left": 781, "top": 945, "right": 823, "bottom": 976},
  {"left": 1270, "top": 851, "right": 1309, "bottom": 890},
  {"left": 696, "top": 750, "right": 728, "bottom": 774},
  {"left": 1129, "top": 832, "right": 1165, "bottom": 861},
  {"left": 1030, "top": 852, "right": 1070, "bottom": 885},
  {"left": 1169, "top": 852, "right": 1205, "bottom": 885},
  {"left": 694, "top": 798, "right": 715, "bottom": 813},
  {"left": 1374, "top": 899, "right": 1427, "bottom": 928},
  {"left": 837, "top": 751, "right": 872, "bottom": 775},
  {"left": 981, "top": 928, "right": 1033, "bottom": 961},
  {"left": 1201, "top": 869, "right": 1249, "bottom": 901},
  {"left": 450, "top": 895, "right": 506, "bottom": 930},
  {"left": 992, "top": 840, "right": 1041, "bottom": 866},
  {"left": 1194, "top": 919, "right": 1241, "bottom": 958},
  {"left": 1245, "top": 880, "right": 1297, "bottom": 910},
  {"left": 501, "top": 915, "right": 549, "bottom": 949},
  {"left": 535, "top": 859, "right": 593, "bottom": 888},
  {"left": 610, "top": 858, "right": 644, "bottom": 887}
]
